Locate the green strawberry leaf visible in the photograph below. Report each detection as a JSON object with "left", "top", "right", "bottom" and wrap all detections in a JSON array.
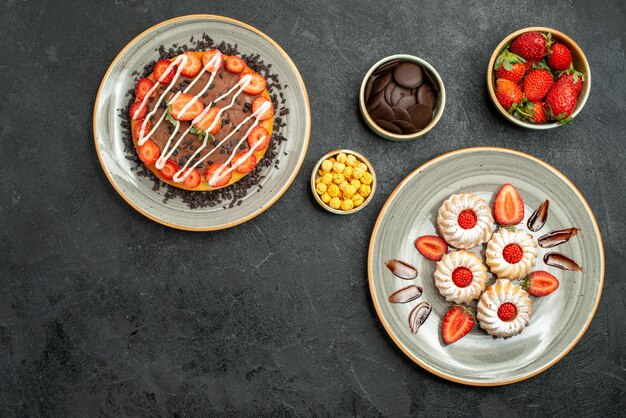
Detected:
[
  {"left": 165, "top": 105, "right": 178, "bottom": 125},
  {"left": 557, "top": 116, "right": 574, "bottom": 125},
  {"left": 189, "top": 126, "right": 204, "bottom": 136},
  {"left": 495, "top": 54, "right": 504, "bottom": 70},
  {"left": 506, "top": 226, "right": 517, "bottom": 232},
  {"left": 503, "top": 60, "right": 513, "bottom": 71},
  {"left": 544, "top": 32, "right": 553, "bottom": 49}
]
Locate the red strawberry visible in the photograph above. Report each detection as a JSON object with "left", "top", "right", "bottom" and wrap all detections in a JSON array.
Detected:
[
  {"left": 457, "top": 210, "right": 477, "bottom": 230},
  {"left": 251, "top": 96, "right": 274, "bottom": 121},
  {"left": 232, "top": 152, "right": 257, "bottom": 174},
  {"left": 497, "top": 302, "right": 517, "bottom": 321},
  {"left": 247, "top": 126, "right": 270, "bottom": 151},
  {"left": 183, "top": 168, "right": 202, "bottom": 189},
  {"left": 194, "top": 107, "right": 222, "bottom": 134},
  {"left": 558, "top": 65, "right": 585, "bottom": 96},
  {"left": 523, "top": 271, "right": 559, "bottom": 296},
  {"left": 523, "top": 69, "right": 553, "bottom": 101},
  {"left": 502, "top": 244, "right": 523, "bottom": 264},
  {"left": 442, "top": 305, "right": 474, "bottom": 345},
  {"left": 510, "top": 31, "right": 551, "bottom": 60},
  {"left": 494, "top": 49, "right": 527, "bottom": 83},
  {"left": 529, "top": 101, "right": 547, "bottom": 123},
  {"left": 513, "top": 100, "right": 547, "bottom": 124},
  {"left": 451, "top": 267, "right": 473, "bottom": 288},
  {"left": 545, "top": 75, "right": 578, "bottom": 121},
  {"left": 179, "top": 51, "right": 202, "bottom": 78},
  {"left": 132, "top": 118, "right": 151, "bottom": 139},
  {"left": 170, "top": 93, "right": 205, "bottom": 121},
  {"left": 241, "top": 72, "right": 267, "bottom": 95},
  {"left": 205, "top": 163, "right": 232, "bottom": 187},
  {"left": 153, "top": 59, "right": 177, "bottom": 84},
  {"left": 158, "top": 160, "right": 178, "bottom": 180},
  {"left": 137, "top": 139, "right": 160, "bottom": 165},
  {"left": 525, "top": 58, "right": 541, "bottom": 72},
  {"left": 495, "top": 79, "right": 523, "bottom": 111},
  {"left": 129, "top": 101, "right": 146, "bottom": 120},
  {"left": 415, "top": 235, "right": 448, "bottom": 261},
  {"left": 547, "top": 43, "right": 572, "bottom": 71},
  {"left": 135, "top": 78, "right": 155, "bottom": 100},
  {"left": 201, "top": 49, "right": 224, "bottom": 72},
  {"left": 494, "top": 184, "right": 524, "bottom": 225},
  {"left": 225, "top": 56, "right": 246, "bottom": 74}
]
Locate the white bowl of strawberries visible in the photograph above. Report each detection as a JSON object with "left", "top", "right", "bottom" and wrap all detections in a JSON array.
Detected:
[{"left": 487, "top": 27, "right": 590, "bottom": 129}]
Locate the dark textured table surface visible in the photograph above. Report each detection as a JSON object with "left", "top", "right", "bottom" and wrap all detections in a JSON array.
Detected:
[{"left": 1, "top": 0, "right": 625, "bottom": 416}]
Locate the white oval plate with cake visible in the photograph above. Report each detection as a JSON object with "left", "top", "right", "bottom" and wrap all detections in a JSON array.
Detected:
[
  {"left": 94, "top": 15, "right": 310, "bottom": 231},
  {"left": 368, "top": 147, "right": 604, "bottom": 386}
]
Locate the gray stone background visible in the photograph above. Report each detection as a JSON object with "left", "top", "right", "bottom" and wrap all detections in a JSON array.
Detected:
[{"left": 1, "top": 0, "right": 624, "bottom": 416}]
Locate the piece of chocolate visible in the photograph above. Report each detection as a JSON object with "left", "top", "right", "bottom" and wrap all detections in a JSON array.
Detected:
[
  {"left": 375, "top": 119, "right": 403, "bottom": 134},
  {"left": 422, "top": 68, "right": 439, "bottom": 92},
  {"left": 388, "top": 285, "right": 423, "bottom": 304},
  {"left": 390, "top": 85, "right": 412, "bottom": 106},
  {"left": 384, "top": 81, "right": 397, "bottom": 106},
  {"left": 370, "top": 100, "right": 394, "bottom": 122},
  {"left": 364, "top": 76, "right": 374, "bottom": 104},
  {"left": 391, "top": 106, "right": 412, "bottom": 122},
  {"left": 407, "top": 104, "right": 433, "bottom": 129},
  {"left": 373, "top": 59, "right": 400, "bottom": 76},
  {"left": 371, "top": 72, "right": 392, "bottom": 95},
  {"left": 528, "top": 200, "right": 549, "bottom": 232},
  {"left": 408, "top": 302, "right": 432, "bottom": 334},
  {"left": 392, "top": 119, "right": 417, "bottom": 134},
  {"left": 366, "top": 90, "right": 384, "bottom": 112},
  {"left": 395, "top": 94, "right": 418, "bottom": 109},
  {"left": 417, "top": 84, "right": 436, "bottom": 110},
  {"left": 393, "top": 62, "right": 423, "bottom": 89}
]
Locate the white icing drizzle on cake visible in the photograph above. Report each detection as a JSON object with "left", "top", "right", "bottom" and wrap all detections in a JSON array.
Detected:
[{"left": 131, "top": 50, "right": 272, "bottom": 186}]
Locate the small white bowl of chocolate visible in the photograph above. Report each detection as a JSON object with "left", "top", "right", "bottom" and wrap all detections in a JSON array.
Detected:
[{"left": 360, "top": 54, "right": 446, "bottom": 141}]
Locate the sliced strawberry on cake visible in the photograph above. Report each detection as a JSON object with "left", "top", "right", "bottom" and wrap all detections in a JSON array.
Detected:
[{"left": 170, "top": 93, "right": 204, "bottom": 121}]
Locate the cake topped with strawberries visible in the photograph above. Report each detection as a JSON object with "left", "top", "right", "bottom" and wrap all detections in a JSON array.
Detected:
[{"left": 129, "top": 49, "right": 275, "bottom": 191}]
